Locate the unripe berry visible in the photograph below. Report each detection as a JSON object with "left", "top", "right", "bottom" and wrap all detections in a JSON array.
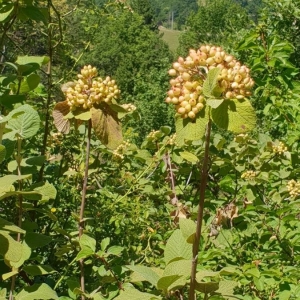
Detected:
[
  {"left": 173, "top": 62, "right": 181, "bottom": 70},
  {"left": 196, "top": 102, "right": 204, "bottom": 110},
  {"left": 185, "top": 104, "right": 192, "bottom": 112},
  {"left": 168, "top": 69, "right": 177, "bottom": 76},
  {"left": 178, "top": 107, "right": 186, "bottom": 114},
  {"left": 182, "top": 72, "right": 191, "bottom": 81},
  {"left": 188, "top": 111, "right": 196, "bottom": 119},
  {"left": 206, "top": 57, "right": 215, "bottom": 66}
]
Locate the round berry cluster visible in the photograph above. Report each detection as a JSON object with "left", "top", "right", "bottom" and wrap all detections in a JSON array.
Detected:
[
  {"left": 166, "top": 45, "right": 254, "bottom": 119},
  {"left": 287, "top": 180, "right": 300, "bottom": 198},
  {"left": 241, "top": 170, "right": 257, "bottom": 180},
  {"left": 272, "top": 142, "right": 287, "bottom": 154},
  {"left": 65, "top": 65, "right": 120, "bottom": 110},
  {"left": 112, "top": 140, "right": 131, "bottom": 160}
]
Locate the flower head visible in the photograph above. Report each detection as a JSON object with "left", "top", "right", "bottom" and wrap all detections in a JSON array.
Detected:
[
  {"left": 64, "top": 65, "right": 120, "bottom": 110},
  {"left": 166, "top": 45, "right": 254, "bottom": 119}
]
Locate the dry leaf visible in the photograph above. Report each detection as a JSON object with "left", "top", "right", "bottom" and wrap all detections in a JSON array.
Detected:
[
  {"left": 52, "top": 101, "right": 71, "bottom": 134},
  {"left": 91, "top": 104, "right": 123, "bottom": 149}
]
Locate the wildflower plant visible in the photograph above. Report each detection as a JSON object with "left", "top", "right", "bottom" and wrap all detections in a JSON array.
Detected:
[
  {"left": 53, "top": 65, "right": 135, "bottom": 149},
  {"left": 166, "top": 45, "right": 257, "bottom": 299}
]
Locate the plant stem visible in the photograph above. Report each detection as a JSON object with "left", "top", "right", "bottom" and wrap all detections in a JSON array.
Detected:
[
  {"left": 189, "top": 118, "right": 212, "bottom": 300},
  {"left": 79, "top": 119, "right": 92, "bottom": 299},
  {"left": 9, "top": 137, "right": 23, "bottom": 300}
]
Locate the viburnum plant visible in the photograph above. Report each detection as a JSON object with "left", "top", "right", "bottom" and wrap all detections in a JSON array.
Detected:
[
  {"left": 52, "top": 65, "right": 135, "bottom": 298},
  {"left": 116, "top": 45, "right": 256, "bottom": 300}
]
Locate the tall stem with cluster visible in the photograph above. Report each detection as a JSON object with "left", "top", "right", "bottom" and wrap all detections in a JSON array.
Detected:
[
  {"left": 189, "top": 118, "right": 212, "bottom": 300},
  {"left": 79, "top": 119, "right": 92, "bottom": 299}
]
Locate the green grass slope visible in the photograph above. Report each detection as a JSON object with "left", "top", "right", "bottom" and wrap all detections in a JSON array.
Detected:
[{"left": 159, "top": 26, "right": 182, "bottom": 53}]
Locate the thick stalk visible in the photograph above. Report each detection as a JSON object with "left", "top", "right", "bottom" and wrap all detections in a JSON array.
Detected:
[
  {"left": 189, "top": 119, "right": 212, "bottom": 300},
  {"left": 9, "top": 137, "right": 23, "bottom": 300},
  {"left": 39, "top": 0, "right": 54, "bottom": 181},
  {"left": 79, "top": 120, "right": 92, "bottom": 299}
]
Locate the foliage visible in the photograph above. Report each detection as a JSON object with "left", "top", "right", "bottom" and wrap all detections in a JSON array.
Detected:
[{"left": 178, "top": 0, "right": 250, "bottom": 56}]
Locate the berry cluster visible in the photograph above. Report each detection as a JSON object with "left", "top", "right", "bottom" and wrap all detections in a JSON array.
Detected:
[
  {"left": 121, "top": 103, "right": 137, "bottom": 112},
  {"left": 287, "top": 180, "right": 300, "bottom": 198},
  {"left": 112, "top": 140, "right": 131, "bottom": 160},
  {"left": 65, "top": 65, "right": 120, "bottom": 110},
  {"left": 147, "top": 130, "right": 161, "bottom": 140},
  {"left": 272, "top": 142, "right": 287, "bottom": 154},
  {"left": 166, "top": 45, "right": 254, "bottom": 119},
  {"left": 49, "top": 132, "right": 63, "bottom": 147},
  {"left": 167, "top": 133, "right": 177, "bottom": 146},
  {"left": 241, "top": 170, "right": 257, "bottom": 180}
]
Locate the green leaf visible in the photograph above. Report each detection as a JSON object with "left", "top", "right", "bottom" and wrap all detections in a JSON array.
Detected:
[
  {"left": 16, "top": 56, "right": 49, "bottom": 66},
  {"left": 126, "top": 265, "right": 161, "bottom": 287},
  {"left": 26, "top": 155, "right": 46, "bottom": 166},
  {"left": 26, "top": 181, "right": 57, "bottom": 201},
  {"left": 1, "top": 139, "right": 16, "bottom": 158},
  {"left": 0, "top": 3, "right": 14, "bottom": 22},
  {"left": 194, "top": 281, "right": 219, "bottom": 294},
  {"left": 2, "top": 270, "right": 19, "bottom": 280},
  {"left": 101, "top": 237, "right": 110, "bottom": 251},
  {"left": 214, "top": 280, "right": 238, "bottom": 295},
  {"left": 175, "top": 106, "right": 209, "bottom": 145},
  {"left": 163, "top": 259, "right": 191, "bottom": 277},
  {"left": 245, "top": 268, "right": 260, "bottom": 278},
  {"left": 211, "top": 98, "right": 256, "bottom": 133},
  {"left": 15, "top": 283, "right": 58, "bottom": 300},
  {"left": 0, "top": 95, "right": 26, "bottom": 108},
  {"left": 203, "top": 68, "right": 221, "bottom": 98},
  {"left": 8, "top": 241, "right": 31, "bottom": 268},
  {"left": 91, "top": 106, "right": 123, "bottom": 150},
  {"left": 76, "top": 248, "right": 94, "bottom": 260},
  {"left": 164, "top": 229, "right": 192, "bottom": 264},
  {"left": 179, "top": 151, "right": 199, "bottom": 164},
  {"left": 160, "top": 126, "right": 171, "bottom": 135},
  {"left": 179, "top": 218, "right": 196, "bottom": 243},
  {"left": 206, "top": 98, "right": 224, "bottom": 109},
  {"left": 24, "top": 232, "right": 52, "bottom": 249},
  {"left": 278, "top": 290, "right": 292, "bottom": 300},
  {"left": 19, "top": 74, "right": 40, "bottom": 93},
  {"left": 157, "top": 275, "right": 184, "bottom": 291},
  {"left": 74, "top": 110, "right": 91, "bottom": 121},
  {"left": 20, "top": 6, "right": 47, "bottom": 24},
  {"left": 196, "top": 270, "right": 220, "bottom": 281},
  {"left": 0, "top": 230, "right": 23, "bottom": 263},
  {"left": 80, "top": 234, "right": 96, "bottom": 252},
  {"left": 0, "top": 144, "right": 6, "bottom": 163},
  {"left": 0, "top": 174, "right": 31, "bottom": 200},
  {"left": 4, "top": 104, "right": 40, "bottom": 139},
  {"left": 114, "top": 288, "right": 161, "bottom": 300},
  {"left": 0, "top": 217, "right": 25, "bottom": 234},
  {"left": 23, "top": 265, "right": 56, "bottom": 276},
  {"left": 107, "top": 245, "right": 124, "bottom": 256}
]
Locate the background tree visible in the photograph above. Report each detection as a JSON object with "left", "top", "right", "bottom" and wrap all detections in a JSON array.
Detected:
[{"left": 177, "top": 0, "right": 251, "bottom": 55}]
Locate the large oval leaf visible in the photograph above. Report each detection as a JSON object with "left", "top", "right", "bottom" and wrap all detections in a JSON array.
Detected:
[
  {"left": 4, "top": 104, "right": 40, "bottom": 139},
  {"left": 211, "top": 98, "right": 256, "bottom": 133},
  {"left": 91, "top": 105, "right": 123, "bottom": 150},
  {"left": 175, "top": 105, "right": 209, "bottom": 146}
]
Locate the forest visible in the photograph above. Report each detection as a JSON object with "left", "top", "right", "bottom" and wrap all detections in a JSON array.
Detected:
[{"left": 0, "top": 0, "right": 300, "bottom": 299}]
